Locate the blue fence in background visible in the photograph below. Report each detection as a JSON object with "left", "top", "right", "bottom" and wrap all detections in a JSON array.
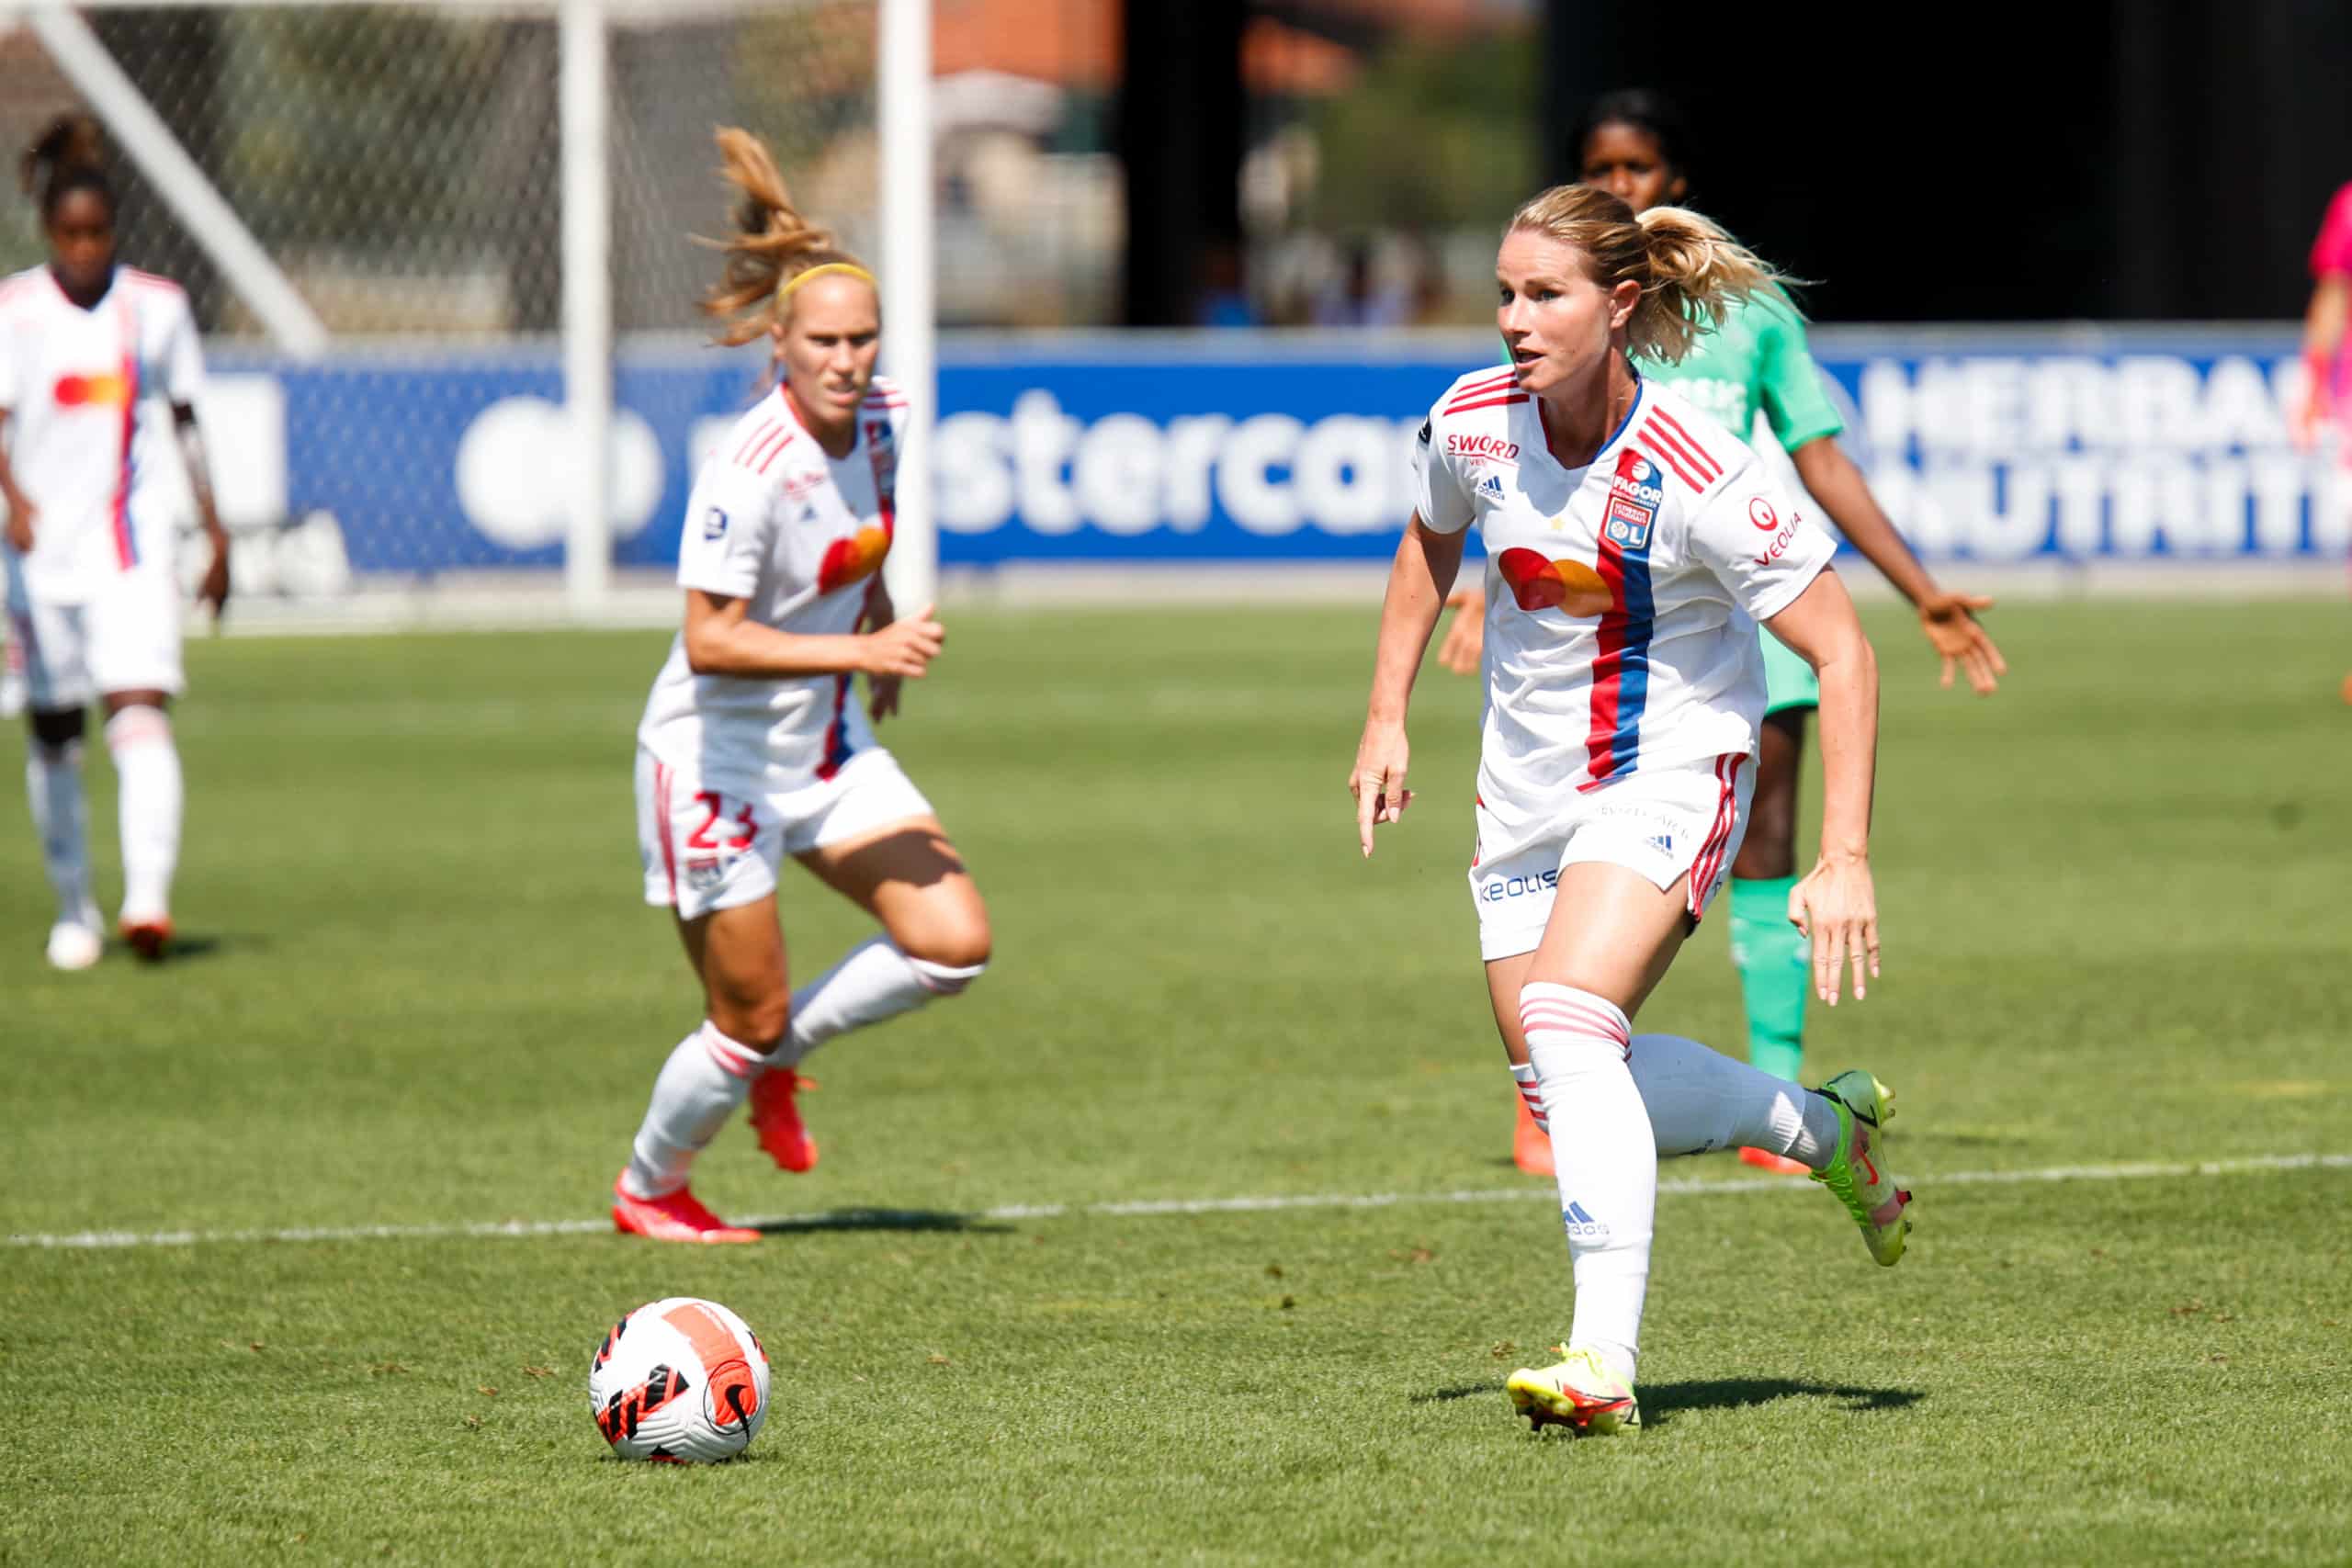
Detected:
[{"left": 207, "top": 329, "right": 2343, "bottom": 579}]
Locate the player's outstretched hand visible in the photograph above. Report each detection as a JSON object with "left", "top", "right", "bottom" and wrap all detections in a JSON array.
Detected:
[
  {"left": 1437, "top": 587, "right": 1485, "bottom": 675},
  {"left": 1349, "top": 722, "right": 1413, "bottom": 858},
  {"left": 862, "top": 603, "right": 943, "bottom": 681},
  {"left": 1789, "top": 853, "right": 1879, "bottom": 1007},
  {"left": 4, "top": 497, "right": 35, "bottom": 555},
  {"left": 1917, "top": 590, "right": 2006, "bottom": 695}
]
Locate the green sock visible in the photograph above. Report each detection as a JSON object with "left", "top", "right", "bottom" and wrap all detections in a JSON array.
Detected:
[{"left": 1727, "top": 874, "right": 1807, "bottom": 1083}]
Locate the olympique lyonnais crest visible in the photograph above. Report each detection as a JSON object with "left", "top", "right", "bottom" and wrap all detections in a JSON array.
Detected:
[{"left": 1605, "top": 450, "right": 1661, "bottom": 553}]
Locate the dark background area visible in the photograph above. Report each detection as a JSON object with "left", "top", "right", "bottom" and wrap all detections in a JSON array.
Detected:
[{"left": 1125, "top": 0, "right": 2352, "bottom": 325}]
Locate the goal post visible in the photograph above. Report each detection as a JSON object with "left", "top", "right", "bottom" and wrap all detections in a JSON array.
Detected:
[{"left": 18, "top": 0, "right": 935, "bottom": 621}]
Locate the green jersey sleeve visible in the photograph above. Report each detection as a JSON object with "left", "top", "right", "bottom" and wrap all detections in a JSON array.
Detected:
[{"left": 1752, "top": 289, "right": 1844, "bottom": 452}]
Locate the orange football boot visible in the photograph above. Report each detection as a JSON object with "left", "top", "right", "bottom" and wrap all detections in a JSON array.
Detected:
[
  {"left": 611, "top": 1174, "right": 759, "bottom": 1244},
  {"left": 120, "top": 916, "right": 173, "bottom": 963},
  {"left": 1513, "top": 1093, "right": 1555, "bottom": 1177},
  {"left": 749, "top": 1068, "right": 820, "bottom": 1172}
]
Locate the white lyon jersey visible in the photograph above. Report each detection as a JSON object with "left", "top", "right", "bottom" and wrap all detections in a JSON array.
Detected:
[
  {"left": 637, "top": 378, "right": 909, "bottom": 794},
  {"left": 0, "top": 266, "right": 203, "bottom": 602},
  {"left": 1415, "top": 369, "right": 1835, "bottom": 838}
]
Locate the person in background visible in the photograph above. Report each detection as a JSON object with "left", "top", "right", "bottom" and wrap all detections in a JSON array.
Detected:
[
  {"left": 0, "top": 113, "right": 231, "bottom": 969},
  {"left": 1439, "top": 89, "right": 2004, "bottom": 1176},
  {"left": 2289, "top": 177, "right": 2352, "bottom": 702}
]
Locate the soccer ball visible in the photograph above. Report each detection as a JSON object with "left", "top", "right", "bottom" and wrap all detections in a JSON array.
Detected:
[{"left": 587, "top": 1296, "right": 770, "bottom": 1462}]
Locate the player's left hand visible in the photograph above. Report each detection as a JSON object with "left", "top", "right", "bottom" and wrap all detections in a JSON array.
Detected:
[
  {"left": 1789, "top": 853, "right": 1879, "bottom": 1007},
  {"left": 198, "top": 529, "right": 232, "bottom": 622},
  {"left": 1917, "top": 590, "right": 2005, "bottom": 694}
]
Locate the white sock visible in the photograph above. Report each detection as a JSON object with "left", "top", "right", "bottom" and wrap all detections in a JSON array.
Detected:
[
  {"left": 1521, "top": 983, "right": 1653, "bottom": 1386},
  {"left": 621, "top": 1021, "right": 765, "bottom": 1199},
  {"left": 1628, "top": 1033, "right": 1842, "bottom": 1167},
  {"left": 106, "top": 705, "right": 182, "bottom": 923},
  {"left": 778, "top": 936, "right": 985, "bottom": 1067},
  {"left": 25, "top": 738, "right": 94, "bottom": 923}
]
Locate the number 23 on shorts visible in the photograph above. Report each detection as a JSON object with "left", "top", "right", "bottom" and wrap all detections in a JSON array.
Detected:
[{"left": 684, "top": 791, "right": 758, "bottom": 853}]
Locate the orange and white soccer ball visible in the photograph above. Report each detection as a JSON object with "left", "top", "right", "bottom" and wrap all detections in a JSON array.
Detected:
[{"left": 587, "top": 1297, "right": 770, "bottom": 1462}]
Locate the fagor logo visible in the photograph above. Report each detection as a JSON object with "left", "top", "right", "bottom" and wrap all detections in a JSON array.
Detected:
[
  {"left": 929, "top": 390, "right": 1424, "bottom": 538},
  {"left": 1611, "top": 456, "right": 1664, "bottom": 508}
]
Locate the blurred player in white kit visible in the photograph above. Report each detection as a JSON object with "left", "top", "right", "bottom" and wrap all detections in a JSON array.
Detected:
[
  {"left": 611, "top": 129, "right": 991, "bottom": 1244},
  {"left": 0, "top": 116, "right": 231, "bottom": 968}
]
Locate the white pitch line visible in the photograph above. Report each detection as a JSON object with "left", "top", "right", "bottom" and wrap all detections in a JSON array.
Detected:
[{"left": 8, "top": 1151, "right": 2346, "bottom": 1252}]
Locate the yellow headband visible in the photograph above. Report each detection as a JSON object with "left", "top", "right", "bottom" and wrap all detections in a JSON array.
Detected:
[{"left": 777, "top": 262, "right": 876, "bottom": 303}]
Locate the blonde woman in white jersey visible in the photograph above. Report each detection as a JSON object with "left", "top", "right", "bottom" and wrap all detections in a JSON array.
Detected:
[
  {"left": 0, "top": 116, "right": 231, "bottom": 970},
  {"left": 1350, "top": 185, "right": 1911, "bottom": 1434},
  {"left": 611, "top": 129, "right": 989, "bottom": 1244}
]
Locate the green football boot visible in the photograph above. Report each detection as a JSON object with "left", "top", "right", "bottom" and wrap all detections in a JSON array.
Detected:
[{"left": 1812, "top": 1070, "right": 1912, "bottom": 1266}]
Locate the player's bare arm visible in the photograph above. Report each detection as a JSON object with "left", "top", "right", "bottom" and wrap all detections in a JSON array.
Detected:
[
  {"left": 172, "top": 402, "right": 231, "bottom": 618},
  {"left": 1351, "top": 514, "right": 1463, "bottom": 856},
  {"left": 682, "top": 587, "right": 942, "bottom": 682},
  {"left": 1763, "top": 567, "right": 1880, "bottom": 1006},
  {"left": 858, "top": 576, "right": 905, "bottom": 720},
  {"left": 2293, "top": 275, "right": 2348, "bottom": 451},
  {"left": 0, "top": 411, "right": 35, "bottom": 553},
  {"left": 1437, "top": 584, "right": 1486, "bottom": 674},
  {"left": 1788, "top": 435, "right": 2005, "bottom": 695}
]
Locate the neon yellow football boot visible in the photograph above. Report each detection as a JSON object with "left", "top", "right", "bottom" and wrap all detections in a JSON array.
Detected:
[
  {"left": 1505, "top": 1347, "right": 1640, "bottom": 1436},
  {"left": 1813, "top": 1070, "right": 1912, "bottom": 1266}
]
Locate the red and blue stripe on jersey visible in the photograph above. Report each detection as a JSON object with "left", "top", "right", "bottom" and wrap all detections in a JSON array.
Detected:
[
  {"left": 816, "top": 673, "right": 855, "bottom": 781},
  {"left": 111, "top": 296, "right": 141, "bottom": 570},
  {"left": 1580, "top": 469, "right": 1653, "bottom": 788},
  {"left": 1569, "top": 386, "right": 1668, "bottom": 789}
]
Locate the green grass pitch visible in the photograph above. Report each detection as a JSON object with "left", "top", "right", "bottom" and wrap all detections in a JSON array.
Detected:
[{"left": 3, "top": 599, "right": 2349, "bottom": 1565}]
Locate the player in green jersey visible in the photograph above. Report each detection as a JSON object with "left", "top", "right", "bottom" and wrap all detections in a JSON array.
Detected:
[{"left": 1440, "top": 89, "right": 2007, "bottom": 1178}]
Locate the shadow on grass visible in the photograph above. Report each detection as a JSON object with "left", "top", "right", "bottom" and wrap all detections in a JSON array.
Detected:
[
  {"left": 752, "top": 1208, "right": 1015, "bottom": 1236},
  {"left": 111, "top": 931, "right": 260, "bottom": 964},
  {"left": 1413, "top": 1377, "right": 1924, "bottom": 1428},
  {"left": 1639, "top": 1378, "right": 1924, "bottom": 1427}
]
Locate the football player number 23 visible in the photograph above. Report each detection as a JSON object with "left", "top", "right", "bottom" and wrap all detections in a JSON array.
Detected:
[{"left": 686, "top": 792, "right": 759, "bottom": 852}]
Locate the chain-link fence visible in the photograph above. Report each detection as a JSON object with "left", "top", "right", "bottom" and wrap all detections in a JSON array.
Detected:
[{"left": 2, "top": 2, "right": 884, "bottom": 339}]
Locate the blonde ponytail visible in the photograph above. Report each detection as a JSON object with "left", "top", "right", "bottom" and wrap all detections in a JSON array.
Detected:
[
  {"left": 1505, "top": 184, "right": 1791, "bottom": 364},
  {"left": 697, "top": 126, "right": 872, "bottom": 347},
  {"left": 1627, "top": 205, "right": 1788, "bottom": 363}
]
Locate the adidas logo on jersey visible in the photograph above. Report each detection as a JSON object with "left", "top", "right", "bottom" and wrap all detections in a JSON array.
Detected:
[
  {"left": 1476, "top": 473, "right": 1506, "bottom": 501},
  {"left": 1645, "top": 833, "right": 1674, "bottom": 856}
]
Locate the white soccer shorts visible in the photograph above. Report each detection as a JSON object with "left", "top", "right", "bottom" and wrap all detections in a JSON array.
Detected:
[
  {"left": 1469, "top": 753, "right": 1753, "bottom": 962},
  {"left": 6, "top": 569, "right": 186, "bottom": 710},
  {"left": 636, "top": 746, "right": 937, "bottom": 919}
]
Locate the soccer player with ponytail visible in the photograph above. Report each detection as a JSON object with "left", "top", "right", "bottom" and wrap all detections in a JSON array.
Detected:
[
  {"left": 2290, "top": 176, "right": 2352, "bottom": 700},
  {"left": 1, "top": 114, "right": 231, "bottom": 969},
  {"left": 611, "top": 128, "right": 990, "bottom": 1244},
  {"left": 1443, "top": 91, "right": 2003, "bottom": 1177},
  {"left": 1352, "top": 184, "right": 1911, "bottom": 1433}
]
